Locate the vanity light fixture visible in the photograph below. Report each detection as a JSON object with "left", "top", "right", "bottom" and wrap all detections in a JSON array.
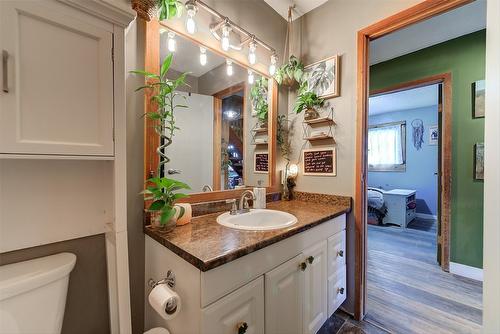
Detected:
[
  {"left": 167, "top": 31, "right": 176, "bottom": 52},
  {"left": 248, "top": 69, "right": 254, "bottom": 84},
  {"left": 248, "top": 40, "right": 257, "bottom": 65},
  {"left": 221, "top": 23, "right": 231, "bottom": 51},
  {"left": 224, "top": 110, "right": 237, "bottom": 119},
  {"left": 185, "top": 0, "right": 198, "bottom": 34},
  {"left": 199, "top": 47, "right": 207, "bottom": 66},
  {"left": 269, "top": 54, "right": 277, "bottom": 76},
  {"left": 226, "top": 59, "right": 233, "bottom": 76}
]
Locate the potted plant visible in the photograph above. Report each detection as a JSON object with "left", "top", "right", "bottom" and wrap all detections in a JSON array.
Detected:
[
  {"left": 274, "top": 55, "right": 304, "bottom": 87},
  {"left": 293, "top": 82, "right": 325, "bottom": 120},
  {"left": 132, "top": 0, "right": 183, "bottom": 21},
  {"left": 132, "top": 54, "right": 190, "bottom": 229},
  {"left": 250, "top": 77, "right": 269, "bottom": 127}
]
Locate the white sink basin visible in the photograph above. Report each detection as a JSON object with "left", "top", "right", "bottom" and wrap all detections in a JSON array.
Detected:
[{"left": 217, "top": 209, "right": 297, "bottom": 231}]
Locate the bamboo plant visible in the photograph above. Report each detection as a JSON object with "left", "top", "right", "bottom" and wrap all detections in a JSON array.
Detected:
[{"left": 132, "top": 54, "right": 190, "bottom": 226}]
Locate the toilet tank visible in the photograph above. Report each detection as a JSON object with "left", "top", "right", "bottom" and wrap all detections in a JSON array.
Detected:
[{"left": 0, "top": 252, "right": 77, "bottom": 334}]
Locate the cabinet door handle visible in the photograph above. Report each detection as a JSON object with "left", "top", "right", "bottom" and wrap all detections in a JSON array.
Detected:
[
  {"left": 307, "top": 256, "right": 314, "bottom": 264},
  {"left": 237, "top": 322, "right": 248, "bottom": 334},
  {"left": 299, "top": 262, "right": 307, "bottom": 271},
  {"left": 337, "top": 287, "right": 345, "bottom": 295},
  {"left": 2, "top": 50, "right": 8, "bottom": 93},
  {"left": 337, "top": 250, "right": 344, "bottom": 257}
]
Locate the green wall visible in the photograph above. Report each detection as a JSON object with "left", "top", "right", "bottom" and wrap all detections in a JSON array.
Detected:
[{"left": 370, "top": 30, "right": 486, "bottom": 268}]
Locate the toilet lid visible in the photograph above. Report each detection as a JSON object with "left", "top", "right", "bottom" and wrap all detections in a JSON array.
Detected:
[{"left": 144, "top": 327, "right": 170, "bottom": 334}]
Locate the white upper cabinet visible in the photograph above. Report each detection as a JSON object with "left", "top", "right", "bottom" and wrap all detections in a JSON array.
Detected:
[{"left": 0, "top": 1, "right": 114, "bottom": 156}]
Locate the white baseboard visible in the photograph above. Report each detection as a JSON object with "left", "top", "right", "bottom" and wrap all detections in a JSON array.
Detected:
[
  {"left": 450, "top": 262, "right": 483, "bottom": 281},
  {"left": 416, "top": 213, "right": 438, "bottom": 220}
]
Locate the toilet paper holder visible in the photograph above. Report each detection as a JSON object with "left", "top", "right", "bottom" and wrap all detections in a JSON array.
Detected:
[{"left": 148, "top": 270, "right": 176, "bottom": 289}]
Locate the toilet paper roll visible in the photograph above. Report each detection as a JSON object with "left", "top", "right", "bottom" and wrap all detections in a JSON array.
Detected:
[{"left": 148, "top": 284, "right": 181, "bottom": 320}]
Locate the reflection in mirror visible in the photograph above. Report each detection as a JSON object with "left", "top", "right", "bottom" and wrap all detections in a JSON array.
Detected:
[{"left": 159, "top": 31, "right": 270, "bottom": 194}]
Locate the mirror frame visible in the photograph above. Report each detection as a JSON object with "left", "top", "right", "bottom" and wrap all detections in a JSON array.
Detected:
[{"left": 143, "top": 19, "right": 279, "bottom": 204}]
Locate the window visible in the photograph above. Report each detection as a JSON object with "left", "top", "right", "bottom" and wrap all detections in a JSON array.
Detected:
[{"left": 368, "top": 121, "right": 406, "bottom": 171}]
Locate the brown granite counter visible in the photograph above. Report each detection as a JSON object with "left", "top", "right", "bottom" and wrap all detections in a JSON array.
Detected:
[{"left": 144, "top": 198, "right": 351, "bottom": 271}]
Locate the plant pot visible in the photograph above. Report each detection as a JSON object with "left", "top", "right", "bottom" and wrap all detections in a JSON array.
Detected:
[
  {"left": 281, "top": 76, "right": 297, "bottom": 87},
  {"left": 150, "top": 211, "right": 177, "bottom": 231},
  {"left": 131, "top": 0, "right": 158, "bottom": 21},
  {"left": 259, "top": 119, "right": 269, "bottom": 128},
  {"left": 304, "top": 108, "right": 320, "bottom": 121}
]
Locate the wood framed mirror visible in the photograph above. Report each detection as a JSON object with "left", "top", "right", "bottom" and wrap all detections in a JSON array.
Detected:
[{"left": 143, "top": 19, "right": 279, "bottom": 204}]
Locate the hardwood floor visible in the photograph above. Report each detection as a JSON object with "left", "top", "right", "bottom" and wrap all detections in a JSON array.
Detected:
[{"left": 366, "top": 223, "right": 482, "bottom": 334}]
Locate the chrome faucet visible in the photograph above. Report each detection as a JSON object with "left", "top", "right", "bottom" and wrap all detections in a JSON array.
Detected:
[
  {"left": 202, "top": 184, "right": 213, "bottom": 192},
  {"left": 238, "top": 190, "right": 255, "bottom": 212},
  {"left": 226, "top": 190, "right": 256, "bottom": 215}
]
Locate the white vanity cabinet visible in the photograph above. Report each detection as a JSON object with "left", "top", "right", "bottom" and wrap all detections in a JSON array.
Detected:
[
  {"left": 0, "top": 1, "right": 114, "bottom": 157},
  {"left": 145, "top": 213, "right": 348, "bottom": 334}
]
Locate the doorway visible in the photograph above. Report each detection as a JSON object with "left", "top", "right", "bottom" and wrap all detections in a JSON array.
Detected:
[{"left": 355, "top": 0, "right": 486, "bottom": 327}]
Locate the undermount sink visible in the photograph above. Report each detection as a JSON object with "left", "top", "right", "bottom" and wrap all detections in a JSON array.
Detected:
[{"left": 216, "top": 209, "right": 298, "bottom": 231}]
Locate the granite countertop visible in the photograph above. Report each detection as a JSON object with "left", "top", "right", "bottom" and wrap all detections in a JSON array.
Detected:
[{"left": 144, "top": 198, "right": 351, "bottom": 272}]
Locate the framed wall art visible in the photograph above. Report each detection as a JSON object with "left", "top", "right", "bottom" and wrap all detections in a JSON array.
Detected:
[
  {"left": 472, "top": 79, "right": 485, "bottom": 118},
  {"left": 303, "top": 55, "right": 340, "bottom": 99}
]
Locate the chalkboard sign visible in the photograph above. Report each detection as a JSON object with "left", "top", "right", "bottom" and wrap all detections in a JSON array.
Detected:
[
  {"left": 254, "top": 152, "right": 269, "bottom": 173},
  {"left": 303, "top": 147, "right": 336, "bottom": 176}
]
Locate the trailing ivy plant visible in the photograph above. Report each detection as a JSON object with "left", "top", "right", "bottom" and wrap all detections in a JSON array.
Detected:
[
  {"left": 156, "top": 0, "right": 183, "bottom": 20},
  {"left": 132, "top": 54, "right": 190, "bottom": 226},
  {"left": 274, "top": 55, "right": 304, "bottom": 86},
  {"left": 250, "top": 77, "right": 269, "bottom": 125},
  {"left": 293, "top": 81, "right": 324, "bottom": 114}
]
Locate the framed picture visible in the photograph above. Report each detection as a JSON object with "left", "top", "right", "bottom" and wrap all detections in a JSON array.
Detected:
[
  {"left": 429, "top": 125, "right": 438, "bottom": 145},
  {"left": 474, "top": 143, "right": 484, "bottom": 180},
  {"left": 472, "top": 80, "right": 485, "bottom": 118},
  {"left": 254, "top": 152, "right": 269, "bottom": 174},
  {"left": 302, "top": 147, "right": 336, "bottom": 176},
  {"left": 303, "top": 55, "right": 340, "bottom": 99}
]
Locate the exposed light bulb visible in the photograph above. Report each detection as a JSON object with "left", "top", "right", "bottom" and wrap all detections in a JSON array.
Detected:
[
  {"left": 199, "top": 47, "right": 207, "bottom": 66},
  {"left": 288, "top": 164, "right": 299, "bottom": 178},
  {"left": 167, "top": 31, "right": 176, "bottom": 52},
  {"left": 248, "top": 41, "right": 257, "bottom": 65},
  {"left": 248, "top": 69, "right": 254, "bottom": 84},
  {"left": 186, "top": 14, "right": 196, "bottom": 34},
  {"left": 221, "top": 24, "right": 230, "bottom": 51},
  {"left": 269, "top": 54, "right": 277, "bottom": 76},
  {"left": 226, "top": 59, "right": 233, "bottom": 76}
]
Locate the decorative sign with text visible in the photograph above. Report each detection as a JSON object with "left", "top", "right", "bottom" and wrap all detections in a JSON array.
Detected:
[
  {"left": 303, "top": 147, "right": 336, "bottom": 176},
  {"left": 254, "top": 152, "right": 269, "bottom": 173}
]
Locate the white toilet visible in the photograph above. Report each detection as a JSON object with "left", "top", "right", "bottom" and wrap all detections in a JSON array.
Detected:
[{"left": 0, "top": 252, "right": 77, "bottom": 334}]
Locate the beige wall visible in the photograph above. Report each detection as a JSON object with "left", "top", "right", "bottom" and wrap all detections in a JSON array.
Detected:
[{"left": 287, "top": 0, "right": 421, "bottom": 313}]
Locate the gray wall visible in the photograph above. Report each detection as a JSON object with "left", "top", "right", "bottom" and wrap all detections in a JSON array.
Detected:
[{"left": 0, "top": 235, "right": 110, "bottom": 334}]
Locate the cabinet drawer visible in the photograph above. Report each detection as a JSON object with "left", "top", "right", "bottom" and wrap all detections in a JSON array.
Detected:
[
  {"left": 201, "top": 276, "right": 264, "bottom": 334},
  {"left": 327, "top": 230, "right": 346, "bottom": 275},
  {"left": 327, "top": 266, "right": 346, "bottom": 317}
]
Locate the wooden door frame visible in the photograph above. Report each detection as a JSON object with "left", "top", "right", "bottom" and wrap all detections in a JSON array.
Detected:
[
  {"left": 355, "top": 0, "right": 472, "bottom": 320},
  {"left": 212, "top": 82, "right": 246, "bottom": 191}
]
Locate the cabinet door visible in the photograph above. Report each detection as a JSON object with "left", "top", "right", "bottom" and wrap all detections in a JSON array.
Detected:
[
  {"left": 265, "top": 254, "right": 304, "bottom": 334},
  {"left": 0, "top": 1, "right": 114, "bottom": 156},
  {"left": 201, "top": 276, "right": 264, "bottom": 334},
  {"left": 303, "top": 241, "right": 328, "bottom": 334},
  {"left": 327, "top": 266, "right": 346, "bottom": 317}
]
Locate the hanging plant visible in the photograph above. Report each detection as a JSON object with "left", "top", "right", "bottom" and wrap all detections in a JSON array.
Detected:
[
  {"left": 132, "top": 54, "right": 190, "bottom": 227},
  {"left": 157, "top": 0, "right": 183, "bottom": 20},
  {"left": 250, "top": 77, "right": 269, "bottom": 127},
  {"left": 274, "top": 55, "right": 304, "bottom": 87},
  {"left": 293, "top": 82, "right": 324, "bottom": 120}
]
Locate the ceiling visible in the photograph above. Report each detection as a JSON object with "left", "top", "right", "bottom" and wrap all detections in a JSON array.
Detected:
[
  {"left": 160, "top": 33, "right": 226, "bottom": 77},
  {"left": 263, "top": 0, "right": 328, "bottom": 20},
  {"left": 369, "top": 85, "right": 438, "bottom": 116},
  {"left": 370, "top": 0, "right": 486, "bottom": 65}
]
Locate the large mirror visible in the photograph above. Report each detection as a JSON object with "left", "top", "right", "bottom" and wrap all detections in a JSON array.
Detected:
[{"left": 151, "top": 27, "right": 275, "bottom": 196}]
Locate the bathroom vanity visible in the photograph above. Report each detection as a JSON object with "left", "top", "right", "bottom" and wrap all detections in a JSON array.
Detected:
[{"left": 144, "top": 199, "right": 350, "bottom": 334}]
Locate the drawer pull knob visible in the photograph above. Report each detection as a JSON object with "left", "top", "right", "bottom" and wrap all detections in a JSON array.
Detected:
[
  {"left": 337, "top": 250, "right": 344, "bottom": 257},
  {"left": 237, "top": 322, "right": 248, "bottom": 334},
  {"left": 337, "top": 287, "right": 345, "bottom": 295},
  {"left": 299, "top": 262, "right": 307, "bottom": 271},
  {"left": 307, "top": 256, "right": 314, "bottom": 264}
]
